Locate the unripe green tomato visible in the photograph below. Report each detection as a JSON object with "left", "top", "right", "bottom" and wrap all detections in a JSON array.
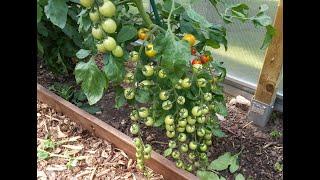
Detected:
[
  {"left": 189, "top": 141, "right": 197, "bottom": 150},
  {"left": 188, "top": 152, "right": 196, "bottom": 160},
  {"left": 175, "top": 160, "right": 183, "bottom": 168},
  {"left": 205, "top": 139, "right": 212, "bottom": 146},
  {"left": 166, "top": 131, "right": 175, "bottom": 138},
  {"left": 179, "top": 108, "right": 188, "bottom": 118},
  {"left": 124, "top": 72, "right": 134, "bottom": 83},
  {"left": 165, "top": 124, "right": 175, "bottom": 131},
  {"left": 178, "top": 118, "right": 187, "bottom": 127},
  {"left": 178, "top": 133, "right": 187, "bottom": 142},
  {"left": 180, "top": 143, "right": 189, "bottom": 152},
  {"left": 80, "top": 0, "right": 94, "bottom": 8},
  {"left": 177, "top": 96, "right": 185, "bottom": 105},
  {"left": 197, "top": 78, "right": 207, "bottom": 87},
  {"left": 103, "top": 36, "right": 117, "bottom": 51},
  {"left": 192, "top": 64, "right": 202, "bottom": 73},
  {"left": 137, "top": 158, "right": 144, "bottom": 165},
  {"left": 124, "top": 88, "right": 135, "bottom": 100},
  {"left": 186, "top": 164, "right": 193, "bottom": 172},
  {"left": 199, "top": 143, "right": 208, "bottom": 152},
  {"left": 197, "top": 116, "right": 206, "bottom": 124},
  {"left": 96, "top": 42, "right": 107, "bottom": 53},
  {"left": 172, "top": 150, "right": 180, "bottom": 159},
  {"left": 129, "top": 51, "right": 139, "bottom": 62},
  {"left": 142, "top": 65, "right": 154, "bottom": 77},
  {"left": 158, "top": 69, "right": 167, "bottom": 78},
  {"left": 199, "top": 152, "right": 208, "bottom": 160},
  {"left": 144, "top": 152, "right": 151, "bottom": 160},
  {"left": 136, "top": 151, "right": 143, "bottom": 158},
  {"left": 162, "top": 100, "right": 173, "bottom": 110},
  {"left": 194, "top": 161, "right": 201, "bottom": 168},
  {"left": 201, "top": 105, "right": 209, "bottom": 115},
  {"left": 164, "top": 115, "right": 174, "bottom": 125},
  {"left": 175, "top": 84, "right": 182, "bottom": 89},
  {"left": 99, "top": 1, "right": 116, "bottom": 17},
  {"left": 159, "top": 90, "right": 169, "bottom": 100},
  {"left": 136, "top": 163, "right": 144, "bottom": 171},
  {"left": 130, "top": 123, "right": 139, "bottom": 135},
  {"left": 187, "top": 116, "right": 196, "bottom": 125},
  {"left": 138, "top": 107, "right": 149, "bottom": 118},
  {"left": 89, "top": 10, "right": 99, "bottom": 22},
  {"left": 204, "top": 132, "right": 212, "bottom": 140},
  {"left": 139, "top": 80, "right": 154, "bottom": 87},
  {"left": 186, "top": 124, "right": 195, "bottom": 133},
  {"left": 197, "top": 127, "right": 206, "bottom": 137},
  {"left": 145, "top": 117, "right": 154, "bottom": 126},
  {"left": 92, "top": 26, "right": 104, "bottom": 40},
  {"left": 209, "top": 104, "right": 215, "bottom": 110},
  {"left": 176, "top": 126, "right": 186, "bottom": 133},
  {"left": 112, "top": 46, "right": 123, "bottom": 57},
  {"left": 130, "top": 110, "right": 139, "bottom": 121},
  {"left": 168, "top": 140, "right": 176, "bottom": 148},
  {"left": 204, "top": 93, "right": 213, "bottom": 101},
  {"left": 191, "top": 106, "right": 202, "bottom": 117},
  {"left": 102, "top": 18, "right": 117, "bottom": 33},
  {"left": 133, "top": 137, "right": 142, "bottom": 147},
  {"left": 181, "top": 78, "right": 191, "bottom": 88},
  {"left": 135, "top": 144, "right": 143, "bottom": 152}
]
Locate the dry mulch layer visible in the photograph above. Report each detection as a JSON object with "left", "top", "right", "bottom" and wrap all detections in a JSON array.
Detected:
[
  {"left": 37, "top": 101, "right": 163, "bottom": 180},
  {"left": 37, "top": 58, "right": 283, "bottom": 179}
]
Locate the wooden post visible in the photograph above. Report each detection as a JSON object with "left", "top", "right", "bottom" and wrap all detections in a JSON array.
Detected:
[{"left": 254, "top": 1, "right": 283, "bottom": 104}]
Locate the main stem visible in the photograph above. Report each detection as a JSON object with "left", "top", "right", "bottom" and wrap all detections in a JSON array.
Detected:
[{"left": 132, "top": 0, "right": 154, "bottom": 28}]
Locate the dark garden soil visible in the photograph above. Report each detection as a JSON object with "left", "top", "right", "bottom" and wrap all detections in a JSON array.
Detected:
[{"left": 37, "top": 57, "right": 283, "bottom": 180}]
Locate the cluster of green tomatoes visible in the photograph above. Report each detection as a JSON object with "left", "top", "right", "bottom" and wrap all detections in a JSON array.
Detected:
[
  {"left": 132, "top": 137, "right": 152, "bottom": 171},
  {"left": 80, "top": 0, "right": 124, "bottom": 57}
]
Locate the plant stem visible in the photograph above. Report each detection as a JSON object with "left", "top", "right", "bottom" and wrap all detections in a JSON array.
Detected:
[
  {"left": 167, "top": 0, "right": 175, "bottom": 31},
  {"left": 149, "top": 0, "right": 163, "bottom": 27},
  {"left": 132, "top": 0, "right": 154, "bottom": 28}
]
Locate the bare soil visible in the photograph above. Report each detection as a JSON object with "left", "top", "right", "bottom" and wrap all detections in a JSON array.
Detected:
[{"left": 37, "top": 58, "right": 283, "bottom": 180}]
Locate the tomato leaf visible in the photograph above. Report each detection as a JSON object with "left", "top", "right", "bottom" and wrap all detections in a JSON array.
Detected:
[
  {"left": 103, "top": 54, "right": 125, "bottom": 83},
  {"left": 135, "top": 89, "right": 151, "bottom": 103},
  {"left": 62, "top": 22, "right": 83, "bottom": 47},
  {"left": 80, "top": 105, "right": 101, "bottom": 114},
  {"left": 164, "top": 148, "right": 173, "bottom": 157},
  {"left": 260, "top": 25, "right": 276, "bottom": 49},
  {"left": 75, "top": 59, "right": 108, "bottom": 105},
  {"left": 37, "top": 4, "right": 43, "bottom": 23},
  {"left": 37, "top": 150, "right": 49, "bottom": 160},
  {"left": 214, "top": 101, "right": 228, "bottom": 117},
  {"left": 77, "top": 9, "right": 91, "bottom": 33},
  {"left": 154, "top": 114, "right": 165, "bottom": 127},
  {"left": 196, "top": 171, "right": 220, "bottom": 180},
  {"left": 44, "top": 0, "right": 68, "bottom": 29},
  {"left": 229, "top": 154, "right": 240, "bottom": 173},
  {"left": 235, "top": 173, "right": 245, "bottom": 180},
  {"left": 252, "top": 14, "right": 272, "bottom": 27},
  {"left": 230, "top": 3, "right": 249, "bottom": 21},
  {"left": 208, "top": 152, "right": 232, "bottom": 171},
  {"left": 115, "top": 86, "right": 126, "bottom": 109},
  {"left": 117, "top": 25, "right": 137, "bottom": 43},
  {"left": 212, "top": 128, "right": 226, "bottom": 138},
  {"left": 76, "top": 49, "right": 91, "bottom": 59}
]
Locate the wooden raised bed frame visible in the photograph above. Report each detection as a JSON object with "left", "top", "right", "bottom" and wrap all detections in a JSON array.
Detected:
[{"left": 37, "top": 84, "right": 198, "bottom": 180}]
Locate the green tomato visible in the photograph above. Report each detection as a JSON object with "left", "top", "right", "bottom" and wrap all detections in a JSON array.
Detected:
[
  {"left": 191, "top": 106, "right": 202, "bottom": 117},
  {"left": 80, "top": 0, "right": 94, "bottom": 8},
  {"left": 205, "top": 139, "right": 212, "bottom": 146},
  {"left": 199, "top": 153, "right": 208, "bottom": 160},
  {"left": 162, "top": 100, "right": 173, "bottom": 110},
  {"left": 189, "top": 141, "right": 197, "bottom": 150},
  {"left": 181, "top": 78, "right": 191, "bottom": 88},
  {"left": 137, "top": 158, "right": 144, "bottom": 165},
  {"left": 197, "top": 116, "right": 206, "bottom": 124},
  {"left": 197, "top": 78, "right": 207, "bottom": 87},
  {"left": 124, "top": 88, "right": 135, "bottom": 100},
  {"left": 142, "top": 65, "right": 154, "bottom": 77},
  {"left": 159, "top": 90, "right": 169, "bottom": 101},
  {"left": 144, "top": 152, "right": 151, "bottom": 160},
  {"left": 96, "top": 42, "right": 107, "bottom": 53},
  {"left": 133, "top": 137, "right": 142, "bottom": 147},
  {"left": 192, "top": 64, "right": 202, "bottom": 73},
  {"left": 130, "top": 110, "right": 139, "bottom": 121},
  {"left": 136, "top": 163, "right": 144, "bottom": 171},
  {"left": 168, "top": 140, "right": 176, "bottom": 148},
  {"left": 178, "top": 118, "right": 187, "bottom": 127},
  {"left": 158, "top": 69, "right": 167, "bottom": 78},
  {"left": 112, "top": 45, "right": 123, "bottom": 57},
  {"left": 166, "top": 131, "right": 175, "bottom": 138},
  {"left": 175, "top": 84, "right": 182, "bottom": 89},
  {"left": 186, "top": 164, "right": 193, "bottom": 172},
  {"left": 164, "top": 115, "right": 174, "bottom": 125},
  {"left": 176, "top": 126, "right": 185, "bottom": 133},
  {"left": 178, "top": 133, "right": 187, "bottom": 142},
  {"left": 204, "top": 93, "right": 213, "bottom": 101},
  {"left": 103, "top": 36, "right": 117, "bottom": 51},
  {"left": 145, "top": 117, "right": 154, "bottom": 126},
  {"left": 92, "top": 26, "right": 104, "bottom": 40},
  {"left": 102, "top": 18, "right": 117, "bottom": 33},
  {"left": 130, "top": 123, "right": 139, "bottom": 135},
  {"left": 201, "top": 105, "right": 209, "bottom": 115},
  {"left": 124, "top": 72, "right": 134, "bottom": 83},
  {"left": 176, "top": 160, "right": 184, "bottom": 168},
  {"left": 139, "top": 80, "right": 154, "bottom": 87},
  {"left": 129, "top": 51, "right": 139, "bottom": 62},
  {"left": 197, "top": 127, "right": 206, "bottom": 137},
  {"left": 99, "top": 0, "right": 116, "bottom": 17},
  {"left": 179, "top": 108, "right": 188, "bottom": 118},
  {"left": 138, "top": 107, "right": 149, "bottom": 118},
  {"left": 135, "top": 144, "right": 143, "bottom": 152},
  {"left": 209, "top": 104, "right": 215, "bottom": 110},
  {"left": 177, "top": 96, "right": 185, "bottom": 105},
  {"left": 180, "top": 143, "right": 189, "bottom": 152},
  {"left": 188, "top": 152, "right": 196, "bottom": 160},
  {"left": 187, "top": 116, "right": 196, "bottom": 125},
  {"left": 204, "top": 132, "right": 212, "bottom": 140},
  {"left": 165, "top": 124, "right": 175, "bottom": 131},
  {"left": 186, "top": 125, "right": 196, "bottom": 133},
  {"left": 172, "top": 151, "right": 180, "bottom": 159},
  {"left": 89, "top": 10, "right": 99, "bottom": 22},
  {"left": 199, "top": 143, "right": 208, "bottom": 152}
]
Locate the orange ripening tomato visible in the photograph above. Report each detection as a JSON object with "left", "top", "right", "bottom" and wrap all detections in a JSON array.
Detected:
[
  {"left": 138, "top": 28, "right": 149, "bottom": 40},
  {"left": 183, "top": 34, "right": 196, "bottom": 46},
  {"left": 191, "top": 59, "right": 202, "bottom": 65},
  {"left": 200, "top": 55, "right": 211, "bottom": 64},
  {"left": 191, "top": 47, "right": 197, "bottom": 55}
]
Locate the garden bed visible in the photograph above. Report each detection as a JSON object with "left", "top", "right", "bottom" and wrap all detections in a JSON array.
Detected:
[{"left": 37, "top": 58, "right": 283, "bottom": 179}]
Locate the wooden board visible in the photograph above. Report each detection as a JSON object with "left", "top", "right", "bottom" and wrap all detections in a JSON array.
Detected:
[
  {"left": 254, "top": 1, "right": 283, "bottom": 104},
  {"left": 37, "top": 84, "right": 198, "bottom": 180}
]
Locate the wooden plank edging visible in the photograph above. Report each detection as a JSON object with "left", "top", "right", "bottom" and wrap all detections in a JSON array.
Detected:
[{"left": 37, "top": 84, "right": 198, "bottom": 180}]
